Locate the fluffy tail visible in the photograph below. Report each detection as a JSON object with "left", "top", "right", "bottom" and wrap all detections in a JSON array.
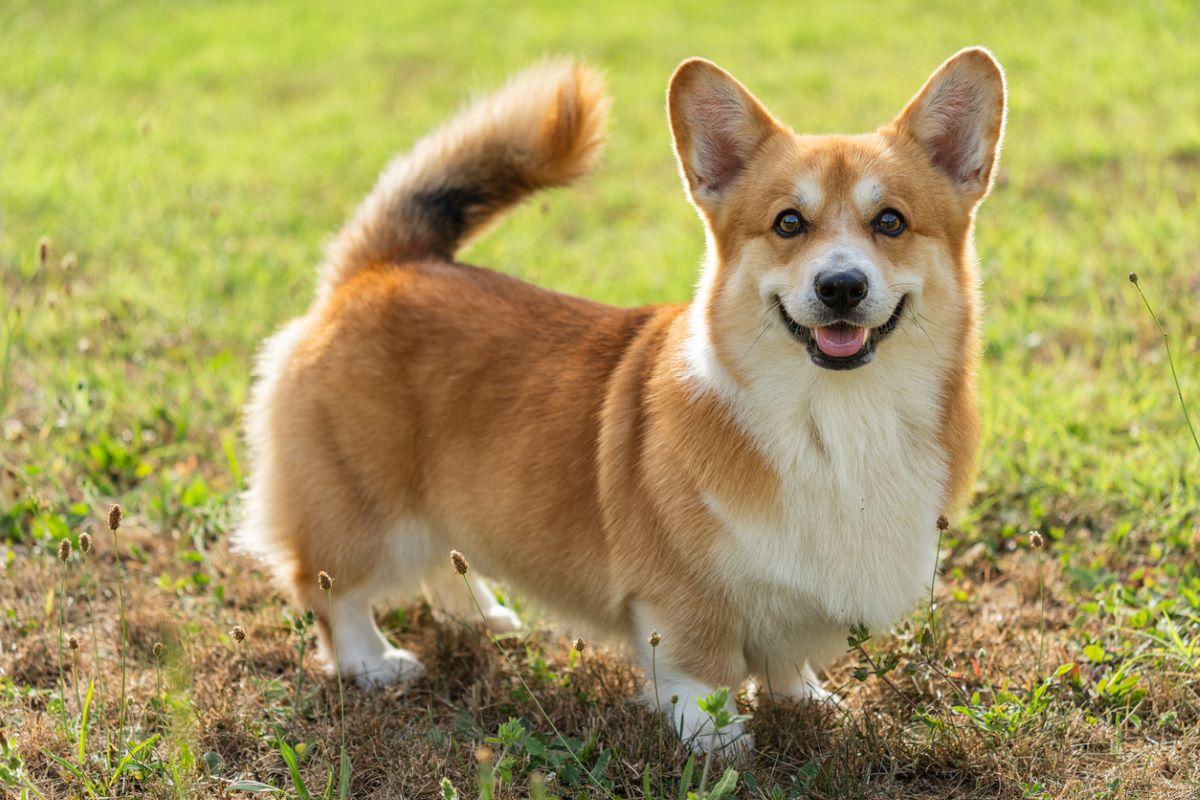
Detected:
[{"left": 321, "top": 59, "right": 609, "bottom": 292}]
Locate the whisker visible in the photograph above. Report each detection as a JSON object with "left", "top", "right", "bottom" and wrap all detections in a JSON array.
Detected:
[
  {"left": 739, "top": 297, "right": 785, "bottom": 363},
  {"left": 914, "top": 310, "right": 952, "bottom": 334},
  {"left": 906, "top": 312, "right": 939, "bottom": 352}
]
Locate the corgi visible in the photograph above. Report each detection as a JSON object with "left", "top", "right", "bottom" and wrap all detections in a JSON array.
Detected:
[{"left": 238, "top": 49, "right": 1006, "bottom": 753}]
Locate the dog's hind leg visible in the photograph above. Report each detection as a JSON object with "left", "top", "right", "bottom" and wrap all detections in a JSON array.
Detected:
[
  {"left": 297, "top": 573, "right": 424, "bottom": 687},
  {"left": 289, "top": 521, "right": 429, "bottom": 688},
  {"left": 422, "top": 566, "right": 522, "bottom": 633}
]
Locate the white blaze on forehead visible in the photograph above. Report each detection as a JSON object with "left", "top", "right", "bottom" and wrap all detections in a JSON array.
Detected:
[
  {"left": 793, "top": 177, "right": 823, "bottom": 210},
  {"left": 852, "top": 176, "right": 884, "bottom": 213}
]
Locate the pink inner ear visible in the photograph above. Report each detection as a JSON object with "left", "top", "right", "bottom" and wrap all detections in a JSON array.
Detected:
[
  {"left": 690, "top": 93, "right": 750, "bottom": 193},
  {"left": 695, "top": 133, "right": 743, "bottom": 192},
  {"left": 921, "top": 80, "right": 992, "bottom": 187}
]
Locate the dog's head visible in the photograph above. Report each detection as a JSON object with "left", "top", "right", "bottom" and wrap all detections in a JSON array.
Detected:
[{"left": 670, "top": 49, "right": 1005, "bottom": 381}]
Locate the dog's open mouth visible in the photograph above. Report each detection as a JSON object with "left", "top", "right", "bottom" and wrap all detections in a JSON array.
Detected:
[{"left": 778, "top": 296, "right": 907, "bottom": 371}]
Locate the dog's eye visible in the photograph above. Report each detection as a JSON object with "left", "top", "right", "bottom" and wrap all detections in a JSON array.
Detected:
[
  {"left": 873, "top": 209, "right": 907, "bottom": 237},
  {"left": 773, "top": 210, "right": 805, "bottom": 238}
]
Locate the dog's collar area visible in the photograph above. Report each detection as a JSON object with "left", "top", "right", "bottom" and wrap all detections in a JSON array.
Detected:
[{"left": 778, "top": 295, "right": 908, "bottom": 370}]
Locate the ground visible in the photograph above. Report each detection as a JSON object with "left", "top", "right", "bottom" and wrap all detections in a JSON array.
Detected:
[{"left": 2, "top": 1, "right": 1199, "bottom": 798}]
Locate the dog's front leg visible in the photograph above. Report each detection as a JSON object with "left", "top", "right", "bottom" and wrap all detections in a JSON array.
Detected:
[{"left": 632, "top": 603, "right": 750, "bottom": 755}]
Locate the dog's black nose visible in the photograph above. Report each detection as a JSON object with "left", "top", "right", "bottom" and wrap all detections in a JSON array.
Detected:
[{"left": 815, "top": 270, "right": 868, "bottom": 312}]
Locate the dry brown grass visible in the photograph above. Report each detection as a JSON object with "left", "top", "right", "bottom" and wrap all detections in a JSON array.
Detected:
[{"left": 2, "top": 506, "right": 1197, "bottom": 799}]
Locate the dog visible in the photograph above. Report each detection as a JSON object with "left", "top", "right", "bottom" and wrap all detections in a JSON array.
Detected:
[{"left": 238, "top": 48, "right": 1005, "bottom": 752}]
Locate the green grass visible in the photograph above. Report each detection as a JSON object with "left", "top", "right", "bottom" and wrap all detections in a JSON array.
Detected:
[{"left": 2, "top": 1, "right": 1198, "bottom": 798}]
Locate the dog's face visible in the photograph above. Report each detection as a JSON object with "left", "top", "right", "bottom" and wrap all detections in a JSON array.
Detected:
[{"left": 670, "top": 50, "right": 1006, "bottom": 377}]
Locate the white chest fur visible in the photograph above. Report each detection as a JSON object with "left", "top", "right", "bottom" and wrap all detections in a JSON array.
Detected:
[
  {"left": 709, "top": 406, "right": 944, "bottom": 630},
  {"left": 697, "top": 342, "right": 949, "bottom": 644}
]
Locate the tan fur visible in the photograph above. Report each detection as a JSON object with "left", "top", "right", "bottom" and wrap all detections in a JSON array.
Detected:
[
  {"left": 240, "top": 51, "right": 1006, "bottom": 749},
  {"left": 320, "top": 59, "right": 609, "bottom": 295}
]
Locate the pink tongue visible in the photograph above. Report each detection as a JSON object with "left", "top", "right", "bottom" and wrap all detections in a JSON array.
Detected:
[{"left": 815, "top": 324, "right": 868, "bottom": 358}]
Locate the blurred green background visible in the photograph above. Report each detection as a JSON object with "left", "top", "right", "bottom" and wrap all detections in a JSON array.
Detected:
[{"left": 2, "top": 0, "right": 1197, "bottom": 547}]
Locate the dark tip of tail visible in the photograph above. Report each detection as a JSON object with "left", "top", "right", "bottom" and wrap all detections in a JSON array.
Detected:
[{"left": 320, "top": 58, "right": 608, "bottom": 293}]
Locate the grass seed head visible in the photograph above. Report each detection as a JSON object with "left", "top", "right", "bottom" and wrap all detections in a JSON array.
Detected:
[
  {"left": 153, "top": 642, "right": 163, "bottom": 658},
  {"left": 68, "top": 636, "right": 79, "bottom": 651},
  {"left": 450, "top": 549, "right": 469, "bottom": 575},
  {"left": 108, "top": 504, "right": 123, "bottom": 531},
  {"left": 37, "top": 236, "right": 49, "bottom": 266},
  {"left": 318, "top": 571, "right": 333, "bottom": 591},
  {"left": 78, "top": 531, "right": 92, "bottom": 554},
  {"left": 231, "top": 625, "right": 247, "bottom": 643},
  {"left": 573, "top": 637, "right": 586, "bottom": 653},
  {"left": 1030, "top": 531, "right": 1045, "bottom": 549},
  {"left": 670, "top": 694, "right": 678, "bottom": 705},
  {"left": 648, "top": 630, "right": 661, "bottom": 648},
  {"left": 57, "top": 538, "right": 71, "bottom": 562},
  {"left": 1128, "top": 271, "right": 1139, "bottom": 285},
  {"left": 937, "top": 515, "right": 949, "bottom": 532}
]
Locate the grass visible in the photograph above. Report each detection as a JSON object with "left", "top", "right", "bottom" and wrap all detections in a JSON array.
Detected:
[{"left": 1, "top": 0, "right": 1198, "bottom": 797}]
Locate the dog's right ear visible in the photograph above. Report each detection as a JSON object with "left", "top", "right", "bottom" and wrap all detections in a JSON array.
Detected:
[{"left": 668, "top": 59, "right": 782, "bottom": 215}]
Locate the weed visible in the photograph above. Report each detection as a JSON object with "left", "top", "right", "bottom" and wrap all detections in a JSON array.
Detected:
[
  {"left": 648, "top": 629, "right": 663, "bottom": 718},
  {"left": 107, "top": 504, "right": 129, "bottom": 738},
  {"left": 288, "top": 608, "right": 317, "bottom": 719},
  {"left": 1128, "top": 272, "right": 1200, "bottom": 459},
  {"left": 54, "top": 538, "right": 70, "bottom": 723},
  {"left": 454, "top": 550, "right": 618, "bottom": 800},
  {"left": 1031, "top": 530, "right": 1047, "bottom": 679},
  {"left": 847, "top": 623, "right": 917, "bottom": 711},
  {"left": 319, "top": 573, "right": 351, "bottom": 800},
  {"left": 692, "top": 688, "right": 746, "bottom": 799},
  {"left": 76, "top": 531, "right": 109, "bottom": 761}
]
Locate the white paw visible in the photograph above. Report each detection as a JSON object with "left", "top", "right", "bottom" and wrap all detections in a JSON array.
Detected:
[
  {"left": 790, "top": 677, "right": 842, "bottom": 706},
  {"left": 349, "top": 647, "right": 425, "bottom": 688},
  {"left": 665, "top": 692, "right": 753, "bottom": 756},
  {"left": 484, "top": 605, "right": 522, "bottom": 634},
  {"left": 683, "top": 719, "right": 753, "bottom": 756}
]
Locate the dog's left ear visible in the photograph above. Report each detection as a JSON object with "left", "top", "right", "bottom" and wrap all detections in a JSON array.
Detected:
[{"left": 889, "top": 47, "right": 1007, "bottom": 206}]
